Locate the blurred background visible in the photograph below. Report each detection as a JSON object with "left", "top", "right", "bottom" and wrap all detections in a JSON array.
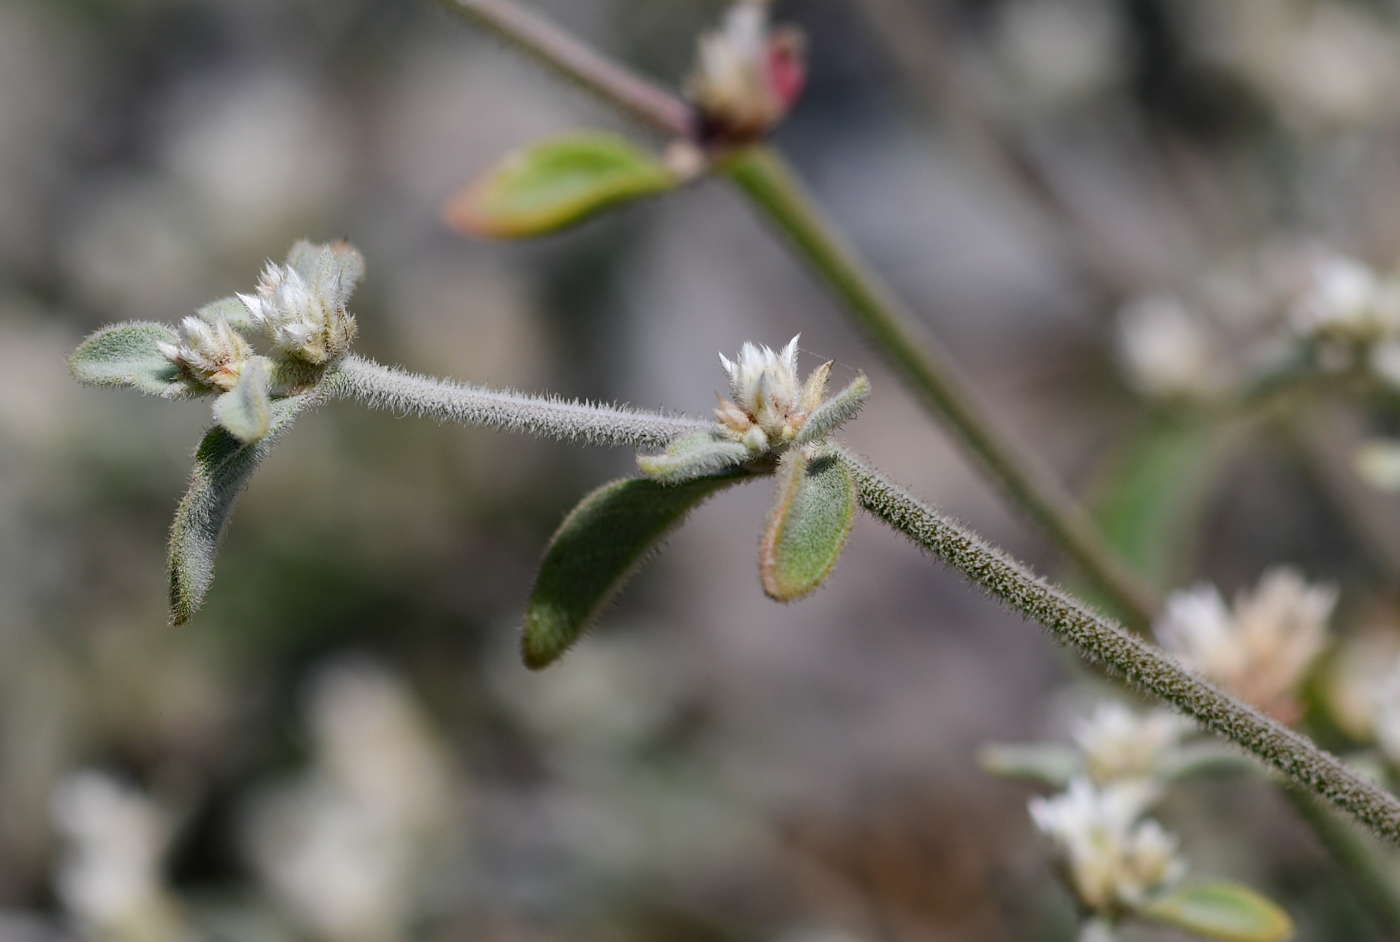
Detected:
[{"left": 7, "top": 0, "right": 1400, "bottom": 938}]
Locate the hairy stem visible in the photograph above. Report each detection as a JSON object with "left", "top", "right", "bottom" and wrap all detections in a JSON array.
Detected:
[
  {"left": 729, "top": 147, "right": 1159, "bottom": 627},
  {"left": 430, "top": 0, "right": 1159, "bottom": 628},
  {"left": 832, "top": 445, "right": 1400, "bottom": 843},
  {"left": 325, "top": 355, "right": 713, "bottom": 449},
  {"left": 1282, "top": 784, "right": 1400, "bottom": 936},
  {"left": 435, "top": 0, "right": 691, "bottom": 137}
]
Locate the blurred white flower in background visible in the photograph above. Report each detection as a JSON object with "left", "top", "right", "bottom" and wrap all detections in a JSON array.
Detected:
[
  {"left": 244, "top": 656, "right": 458, "bottom": 942},
  {"left": 1155, "top": 568, "right": 1336, "bottom": 723},
  {"left": 1030, "top": 778, "right": 1184, "bottom": 911},
  {"left": 1115, "top": 294, "right": 1228, "bottom": 400},
  {"left": 50, "top": 772, "right": 182, "bottom": 942},
  {"left": 1290, "top": 254, "right": 1400, "bottom": 343},
  {"left": 1071, "top": 702, "right": 1194, "bottom": 785}
]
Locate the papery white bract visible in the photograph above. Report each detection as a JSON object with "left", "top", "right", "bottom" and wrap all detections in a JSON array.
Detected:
[
  {"left": 239, "top": 240, "right": 363, "bottom": 365},
  {"left": 1030, "top": 778, "right": 1184, "bottom": 911},
  {"left": 687, "top": 0, "right": 806, "bottom": 144},
  {"left": 1155, "top": 568, "right": 1336, "bottom": 723},
  {"left": 1072, "top": 702, "right": 1193, "bottom": 785},
  {"left": 156, "top": 314, "right": 252, "bottom": 392},
  {"left": 717, "top": 334, "right": 830, "bottom": 451}
]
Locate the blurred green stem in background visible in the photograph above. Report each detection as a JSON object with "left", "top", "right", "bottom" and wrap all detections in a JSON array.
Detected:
[{"left": 435, "top": 0, "right": 1161, "bottom": 629}]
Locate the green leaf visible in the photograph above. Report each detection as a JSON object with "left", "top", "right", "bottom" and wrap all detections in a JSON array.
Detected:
[
  {"left": 212, "top": 358, "right": 272, "bottom": 443},
  {"left": 68, "top": 322, "right": 201, "bottom": 398},
  {"left": 637, "top": 431, "right": 750, "bottom": 483},
  {"left": 198, "top": 296, "right": 257, "bottom": 333},
  {"left": 760, "top": 449, "right": 856, "bottom": 601},
  {"left": 795, "top": 374, "right": 870, "bottom": 445},
  {"left": 976, "top": 743, "right": 1082, "bottom": 788},
  {"left": 1159, "top": 743, "right": 1259, "bottom": 782},
  {"left": 1139, "top": 884, "right": 1294, "bottom": 942},
  {"left": 523, "top": 474, "right": 748, "bottom": 669},
  {"left": 169, "top": 395, "right": 309, "bottom": 626},
  {"left": 445, "top": 132, "right": 678, "bottom": 239}
]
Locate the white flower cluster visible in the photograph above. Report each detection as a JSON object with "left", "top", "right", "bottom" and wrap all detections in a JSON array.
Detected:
[
  {"left": 1030, "top": 779, "right": 1185, "bottom": 911},
  {"left": 1326, "top": 635, "right": 1400, "bottom": 768},
  {"left": 156, "top": 314, "right": 252, "bottom": 392},
  {"left": 1289, "top": 254, "right": 1400, "bottom": 388},
  {"left": 1115, "top": 294, "right": 1228, "bottom": 400},
  {"left": 716, "top": 334, "right": 832, "bottom": 453},
  {"left": 238, "top": 240, "right": 363, "bottom": 365},
  {"left": 50, "top": 772, "right": 182, "bottom": 942},
  {"left": 1155, "top": 568, "right": 1336, "bottom": 723},
  {"left": 1072, "top": 701, "right": 1194, "bottom": 785},
  {"left": 687, "top": 0, "right": 806, "bottom": 143}
]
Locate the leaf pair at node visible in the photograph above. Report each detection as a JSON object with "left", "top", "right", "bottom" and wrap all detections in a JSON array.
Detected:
[
  {"left": 68, "top": 240, "right": 363, "bottom": 624},
  {"left": 521, "top": 339, "right": 868, "bottom": 669}
]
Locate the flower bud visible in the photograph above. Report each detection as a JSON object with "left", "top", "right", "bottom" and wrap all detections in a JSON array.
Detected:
[
  {"left": 157, "top": 315, "right": 252, "bottom": 392},
  {"left": 686, "top": 0, "right": 807, "bottom": 146}
]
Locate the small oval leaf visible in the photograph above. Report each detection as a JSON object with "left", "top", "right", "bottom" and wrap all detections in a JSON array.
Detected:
[
  {"left": 976, "top": 743, "right": 1082, "bottom": 788},
  {"left": 637, "top": 431, "right": 750, "bottom": 483},
  {"left": 1139, "top": 883, "right": 1294, "bottom": 942},
  {"left": 212, "top": 358, "right": 272, "bottom": 443},
  {"left": 524, "top": 473, "right": 748, "bottom": 669},
  {"left": 69, "top": 322, "right": 201, "bottom": 398},
  {"left": 445, "top": 132, "right": 678, "bottom": 239},
  {"left": 760, "top": 450, "right": 856, "bottom": 601},
  {"left": 198, "top": 296, "right": 257, "bottom": 334},
  {"left": 169, "top": 395, "right": 309, "bottom": 625}
]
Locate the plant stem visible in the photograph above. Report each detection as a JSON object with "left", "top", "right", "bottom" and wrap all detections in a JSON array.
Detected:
[
  {"left": 435, "top": 0, "right": 691, "bottom": 137},
  {"left": 729, "top": 147, "right": 1159, "bottom": 626},
  {"left": 325, "top": 355, "right": 713, "bottom": 449},
  {"left": 831, "top": 444, "right": 1400, "bottom": 844},
  {"left": 1282, "top": 783, "right": 1400, "bottom": 937},
  {"left": 433, "top": 0, "right": 1159, "bottom": 628}
]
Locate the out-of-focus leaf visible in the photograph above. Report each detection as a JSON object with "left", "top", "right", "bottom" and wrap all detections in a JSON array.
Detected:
[
  {"left": 212, "top": 358, "right": 272, "bottom": 443},
  {"left": 976, "top": 743, "right": 1082, "bottom": 788},
  {"left": 1355, "top": 440, "right": 1400, "bottom": 492},
  {"left": 1160, "top": 743, "right": 1259, "bottom": 782},
  {"left": 524, "top": 474, "right": 748, "bottom": 669},
  {"left": 637, "top": 431, "right": 750, "bottom": 483},
  {"left": 1091, "top": 417, "right": 1229, "bottom": 586},
  {"left": 760, "top": 450, "right": 855, "bottom": 601},
  {"left": 444, "top": 132, "right": 678, "bottom": 239},
  {"left": 169, "top": 395, "right": 309, "bottom": 626},
  {"left": 1139, "top": 884, "right": 1294, "bottom": 942},
  {"left": 68, "top": 322, "right": 200, "bottom": 398}
]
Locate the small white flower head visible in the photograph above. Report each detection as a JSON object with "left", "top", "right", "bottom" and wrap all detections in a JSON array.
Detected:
[
  {"left": 1115, "top": 295, "right": 1227, "bottom": 400},
  {"left": 716, "top": 335, "right": 832, "bottom": 452},
  {"left": 1155, "top": 568, "right": 1337, "bottom": 724},
  {"left": 239, "top": 240, "right": 363, "bottom": 365},
  {"left": 1290, "top": 254, "right": 1400, "bottom": 343},
  {"left": 1030, "top": 778, "right": 1185, "bottom": 911},
  {"left": 687, "top": 0, "right": 807, "bottom": 145},
  {"left": 1072, "top": 702, "right": 1194, "bottom": 785},
  {"left": 50, "top": 772, "right": 176, "bottom": 939},
  {"left": 156, "top": 315, "right": 252, "bottom": 392}
]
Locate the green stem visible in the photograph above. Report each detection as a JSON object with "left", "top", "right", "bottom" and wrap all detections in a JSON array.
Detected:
[
  {"left": 832, "top": 444, "right": 1400, "bottom": 844},
  {"left": 1283, "top": 783, "right": 1400, "bottom": 937},
  {"left": 728, "top": 146, "right": 1159, "bottom": 627}
]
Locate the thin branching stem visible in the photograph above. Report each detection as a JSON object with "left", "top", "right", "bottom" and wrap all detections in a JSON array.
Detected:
[
  {"left": 435, "top": 0, "right": 691, "bottom": 137},
  {"left": 324, "top": 355, "right": 713, "bottom": 449},
  {"left": 831, "top": 444, "right": 1400, "bottom": 844},
  {"left": 431, "top": 0, "right": 1159, "bottom": 628}
]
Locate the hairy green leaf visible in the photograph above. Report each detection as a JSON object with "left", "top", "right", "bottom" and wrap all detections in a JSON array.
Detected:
[
  {"left": 169, "top": 395, "right": 309, "bottom": 626},
  {"left": 212, "top": 358, "right": 272, "bottom": 443},
  {"left": 1139, "top": 884, "right": 1294, "bottom": 942},
  {"left": 795, "top": 374, "right": 870, "bottom": 445},
  {"left": 68, "top": 322, "right": 200, "bottom": 398},
  {"left": 524, "top": 474, "right": 747, "bottom": 669},
  {"left": 445, "top": 132, "right": 678, "bottom": 239},
  {"left": 637, "top": 431, "right": 750, "bottom": 483},
  {"left": 761, "top": 450, "right": 856, "bottom": 601},
  {"left": 198, "top": 296, "right": 257, "bottom": 333},
  {"left": 976, "top": 743, "right": 1081, "bottom": 788}
]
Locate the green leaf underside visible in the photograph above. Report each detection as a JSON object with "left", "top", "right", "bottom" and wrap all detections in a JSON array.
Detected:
[
  {"left": 446, "top": 132, "right": 678, "bottom": 240},
  {"left": 69, "top": 322, "right": 199, "bottom": 398},
  {"left": 976, "top": 743, "right": 1081, "bottom": 788},
  {"left": 199, "top": 296, "right": 256, "bottom": 333},
  {"left": 761, "top": 451, "right": 856, "bottom": 601},
  {"left": 1139, "top": 884, "right": 1294, "bottom": 942},
  {"left": 213, "top": 358, "right": 272, "bottom": 443},
  {"left": 638, "top": 431, "right": 750, "bottom": 483},
  {"left": 169, "top": 395, "right": 308, "bottom": 626},
  {"left": 523, "top": 474, "right": 747, "bottom": 669}
]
